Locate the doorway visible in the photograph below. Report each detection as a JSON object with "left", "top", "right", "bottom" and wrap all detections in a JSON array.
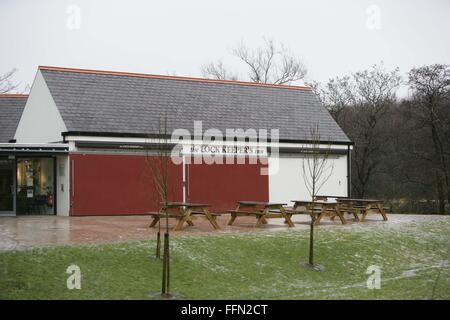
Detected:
[
  {"left": 16, "top": 157, "right": 56, "bottom": 215},
  {"left": 0, "top": 157, "right": 15, "bottom": 215}
]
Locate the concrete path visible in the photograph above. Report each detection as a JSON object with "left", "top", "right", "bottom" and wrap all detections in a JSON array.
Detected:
[{"left": 0, "top": 213, "right": 444, "bottom": 250}]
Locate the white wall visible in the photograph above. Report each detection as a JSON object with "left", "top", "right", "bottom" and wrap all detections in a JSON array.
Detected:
[
  {"left": 14, "top": 70, "right": 67, "bottom": 143},
  {"left": 56, "top": 155, "right": 70, "bottom": 216},
  {"left": 269, "top": 154, "right": 348, "bottom": 205}
]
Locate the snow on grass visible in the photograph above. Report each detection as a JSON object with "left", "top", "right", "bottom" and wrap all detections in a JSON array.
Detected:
[{"left": 0, "top": 214, "right": 449, "bottom": 299}]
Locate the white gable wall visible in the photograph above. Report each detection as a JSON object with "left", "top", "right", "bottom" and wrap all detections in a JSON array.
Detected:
[
  {"left": 14, "top": 70, "right": 67, "bottom": 143},
  {"left": 269, "top": 154, "right": 348, "bottom": 205}
]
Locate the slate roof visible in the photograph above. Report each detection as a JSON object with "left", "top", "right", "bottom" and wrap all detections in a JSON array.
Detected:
[
  {"left": 0, "top": 95, "right": 27, "bottom": 143},
  {"left": 39, "top": 66, "right": 350, "bottom": 143}
]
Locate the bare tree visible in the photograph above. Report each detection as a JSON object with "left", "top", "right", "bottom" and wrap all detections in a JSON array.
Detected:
[
  {"left": 301, "top": 123, "right": 334, "bottom": 268},
  {"left": 201, "top": 38, "right": 307, "bottom": 85},
  {"left": 144, "top": 115, "right": 172, "bottom": 296},
  {"left": 0, "top": 68, "right": 19, "bottom": 93},
  {"left": 408, "top": 64, "right": 450, "bottom": 213},
  {"left": 314, "top": 63, "right": 401, "bottom": 198},
  {"left": 309, "top": 63, "right": 448, "bottom": 214},
  {"left": 201, "top": 60, "right": 238, "bottom": 81},
  {"left": 307, "top": 76, "right": 355, "bottom": 123}
]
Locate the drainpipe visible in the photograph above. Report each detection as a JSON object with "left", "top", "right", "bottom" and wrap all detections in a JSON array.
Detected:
[{"left": 347, "top": 144, "right": 351, "bottom": 198}]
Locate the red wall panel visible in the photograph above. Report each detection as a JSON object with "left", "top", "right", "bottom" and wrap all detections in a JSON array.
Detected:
[
  {"left": 70, "top": 154, "right": 183, "bottom": 216},
  {"left": 187, "top": 157, "right": 269, "bottom": 212},
  {"left": 69, "top": 154, "right": 268, "bottom": 216}
]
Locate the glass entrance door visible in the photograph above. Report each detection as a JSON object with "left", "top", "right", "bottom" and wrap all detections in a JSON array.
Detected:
[
  {"left": 16, "top": 157, "right": 55, "bottom": 215},
  {"left": 0, "top": 157, "right": 15, "bottom": 215}
]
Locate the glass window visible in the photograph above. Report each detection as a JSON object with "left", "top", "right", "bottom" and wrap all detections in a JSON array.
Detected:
[{"left": 16, "top": 158, "right": 54, "bottom": 215}]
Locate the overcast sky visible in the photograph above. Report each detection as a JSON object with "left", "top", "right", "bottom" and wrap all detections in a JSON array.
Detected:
[{"left": 1, "top": 0, "right": 449, "bottom": 95}]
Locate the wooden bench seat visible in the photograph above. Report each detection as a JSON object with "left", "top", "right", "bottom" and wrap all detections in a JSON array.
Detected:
[
  {"left": 190, "top": 211, "right": 221, "bottom": 216},
  {"left": 147, "top": 212, "right": 183, "bottom": 218},
  {"left": 227, "top": 210, "right": 266, "bottom": 216},
  {"left": 268, "top": 209, "right": 311, "bottom": 214}
]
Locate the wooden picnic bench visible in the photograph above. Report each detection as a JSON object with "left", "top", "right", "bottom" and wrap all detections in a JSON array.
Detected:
[
  {"left": 336, "top": 198, "right": 388, "bottom": 222},
  {"left": 148, "top": 202, "right": 221, "bottom": 231},
  {"left": 227, "top": 201, "right": 295, "bottom": 228},
  {"left": 291, "top": 200, "right": 347, "bottom": 225}
]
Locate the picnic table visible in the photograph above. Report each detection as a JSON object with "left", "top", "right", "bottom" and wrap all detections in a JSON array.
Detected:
[
  {"left": 148, "top": 202, "right": 221, "bottom": 231},
  {"left": 227, "top": 201, "right": 295, "bottom": 228},
  {"left": 336, "top": 198, "right": 388, "bottom": 222},
  {"left": 291, "top": 200, "right": 347, "bottom": 225}
]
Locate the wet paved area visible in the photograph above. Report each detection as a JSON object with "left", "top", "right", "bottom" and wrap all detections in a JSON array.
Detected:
[{"left": 0, "top": 213, "right": 441, "bottom": 250}]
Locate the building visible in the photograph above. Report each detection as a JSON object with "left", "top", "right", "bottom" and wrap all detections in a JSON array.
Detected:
[{"left": 0, "top": 66, "right": 352, "bottom": 216}]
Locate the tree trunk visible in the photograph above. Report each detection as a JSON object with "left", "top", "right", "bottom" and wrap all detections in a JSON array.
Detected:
[
  {"left": 309, "top": 215, "right": 315, "bottom": 265},
  {"left": 309, "top": 183, "right": 316, "bottom": 266},
  {"left": 431, "top": 122, "right": 449, "bottom": 211},
  {"left": 435, "top": 172, "right": 446, "bottom": 214}
]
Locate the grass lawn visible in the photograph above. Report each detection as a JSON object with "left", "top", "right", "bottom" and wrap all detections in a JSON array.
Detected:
[{"left": 1, "top": 216, "right": 449, "bottom": 299}]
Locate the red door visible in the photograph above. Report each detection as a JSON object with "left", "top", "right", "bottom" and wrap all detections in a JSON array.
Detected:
[
  {"left": 70, "top": 154, "right": 183, "bottom": 216},
  {"left": 186, "top": 156, "right": 269, "bottom": 212}
]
